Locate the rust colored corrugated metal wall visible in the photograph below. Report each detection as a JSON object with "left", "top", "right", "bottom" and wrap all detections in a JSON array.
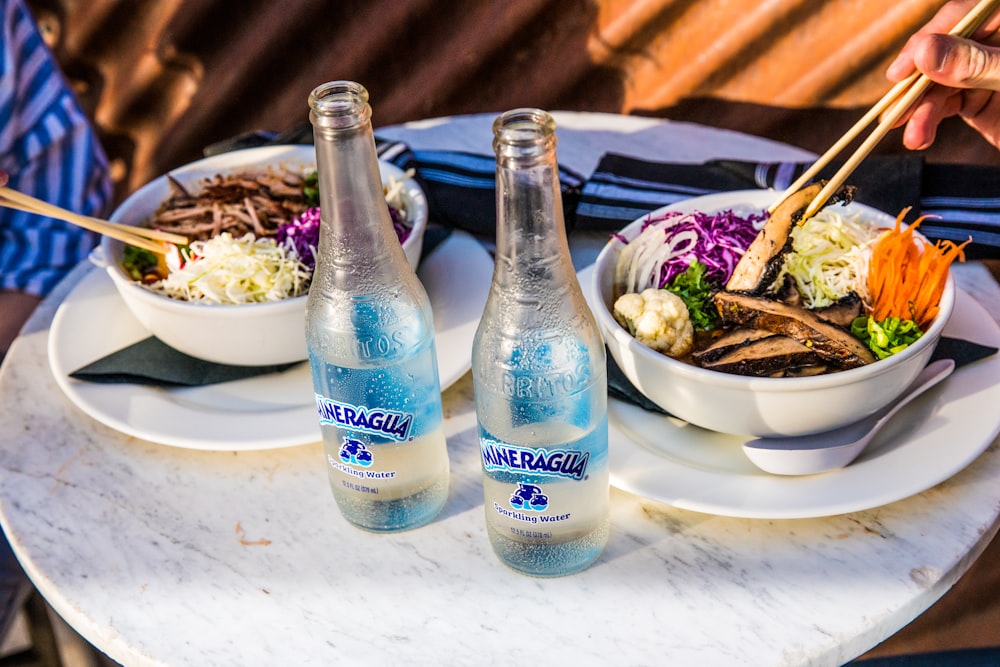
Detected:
[
  {"left": 25, "top": 0, "right": 996, "bottom": 203},
  {"left": 596, "top": 0, "right": 936, "bottom": 108}
]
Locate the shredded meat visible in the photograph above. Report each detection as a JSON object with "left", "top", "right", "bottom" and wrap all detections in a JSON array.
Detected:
[{"left": 145, "top": 170, "right": 310, "bottom": 242}]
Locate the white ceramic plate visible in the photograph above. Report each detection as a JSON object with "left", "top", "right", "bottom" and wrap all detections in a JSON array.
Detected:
[
  {"left": 48, "top": 230, "right": 492, "bottom": 451},
  {"left": 578, "top": 265, "right": 1000, "bottom": 519}
]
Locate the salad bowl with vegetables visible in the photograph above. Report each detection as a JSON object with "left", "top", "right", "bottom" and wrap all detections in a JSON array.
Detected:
[
  {"left": 97, "top": 144, "right": 427, "bottom": 366},
  {"left": 591, "top": 188, "right": 962, "bottom": 438}
]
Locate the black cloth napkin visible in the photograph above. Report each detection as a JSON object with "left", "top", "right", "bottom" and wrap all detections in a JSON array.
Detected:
[
  {"left": 208, "top": 129, "right": 585, "bottom": 241},
  {"left": 70, "top": 226, "right": 454, "bottom": 387},
  {"left": 576, "top": 152, "right": 1000, "bottom": 258},
  {"left": 609, "top": 337, "right": 999, "bottom": 416},
  {"left": 210, "top": 126, "right": 1000, "bottom": 256},
  {"left": 375, "top": 139, "right": 585, "bottom": 239},
  {"left": 69, "top": 337, "right": 304, "bottom": 387},
  {"left": 380, "top": 142, "right": 1000, "bottom": 257}
]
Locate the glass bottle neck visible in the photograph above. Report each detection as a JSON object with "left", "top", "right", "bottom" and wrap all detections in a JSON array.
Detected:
[
  {"left": 493, "top": 109, "right": 572, "bottom": 275},
  {"left": 309, "top": 81, "right": 398, "bottom": 255}
]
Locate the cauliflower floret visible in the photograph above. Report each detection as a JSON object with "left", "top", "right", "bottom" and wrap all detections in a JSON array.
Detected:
[{"left": 613, "top": 288, "right": 694, "bottom": 358}]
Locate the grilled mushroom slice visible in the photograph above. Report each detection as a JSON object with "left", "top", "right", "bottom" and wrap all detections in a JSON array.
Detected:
[
  {"left": 696, "top": 334, "right": 823, "bottom": 377},
  {"left": 725, "top": 182, "right": 855, "bottom": 295},
  {"left": 691, "top": 328, "right": 778, "bottom": 365},
  {"left": 813, "top": 293, "right": 864, "bottom": 328},
  {"left": 713, "top": 292, "right": 875, "bottom": 369}
]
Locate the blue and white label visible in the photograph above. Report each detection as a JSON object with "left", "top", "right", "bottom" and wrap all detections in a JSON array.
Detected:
[
  {"left": 315, "top": 394, "right": 413, "bottom": 442},
  {"left": 480, "top": 439, "right": 590, "bottom": 481}
]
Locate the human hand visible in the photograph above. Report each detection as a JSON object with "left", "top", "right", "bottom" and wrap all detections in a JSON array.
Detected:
[
  {"left": 0, "top": 168, "right": 7, "bottom": 188},
  {"left": 887, "top": 0, "right": 1000, "bottom": 150}
]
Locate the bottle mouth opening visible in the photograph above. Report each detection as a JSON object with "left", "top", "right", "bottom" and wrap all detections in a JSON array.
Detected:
[
  {"left": 309, "top": 80, "right": 372, "bottom": 128},
  {"left": 493, "top": 108, "right": 556, "bottom": 160}
]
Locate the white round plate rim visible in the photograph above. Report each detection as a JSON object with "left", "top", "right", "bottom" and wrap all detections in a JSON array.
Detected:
[
  {"left": 577, "top": 264, "right": 1000, "bottom": 519},
  {"left": 48, "top": 229, "right": 491, "bottom": 451}
]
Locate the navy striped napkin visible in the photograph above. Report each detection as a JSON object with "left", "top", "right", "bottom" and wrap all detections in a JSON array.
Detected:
[
  {"left": 375, "top": 139, "right": 585, "bottom": 239},
  {"left": 209, "top": 128, "right": 1000, "bottom": 257},
  {"left": 575, "top": 152, "right": 1000, "bottom": 258},
  {"left": 210, "top": 129, "right": 999, "bottom": 257}
]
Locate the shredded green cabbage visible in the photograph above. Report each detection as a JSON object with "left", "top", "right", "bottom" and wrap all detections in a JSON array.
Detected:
[
  {"left": 149, "top": 232, "right": 312, "bottom": 304},
  {"left": 774, "top": 208, "right": 882, "bottom": 308}
]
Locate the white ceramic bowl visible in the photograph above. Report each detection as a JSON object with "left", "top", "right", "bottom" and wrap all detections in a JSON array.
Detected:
[
  {"left": 591, "top": 189, "right": 954, "bottom": 437},
  {"left": 99, "top": 144, "right": 428, "bottom": 366}
]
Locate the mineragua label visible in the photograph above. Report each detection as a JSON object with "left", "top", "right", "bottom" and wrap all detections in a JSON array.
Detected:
[
  {"left": 315, "top": 394, "right": 413, "bottom": 442},
  {"left": 480, "top": 438, "right": 590, "bottom": 481}
]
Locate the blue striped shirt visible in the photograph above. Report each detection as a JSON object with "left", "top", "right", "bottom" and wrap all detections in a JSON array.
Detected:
[{"left": 0, "top": 0, "right": 111, "bottom": 296}]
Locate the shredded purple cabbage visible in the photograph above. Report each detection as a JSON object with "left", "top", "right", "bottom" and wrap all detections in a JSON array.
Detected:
[
  {"left": 389, "top": 206, "right": 412, "bottom": 246},
  {"left": 625, "top": 208, "right": 767, "bottom": 287},
  {"left": 276, "top": 204, "right": 411, "bottom": 270},
  {"left": 276, "top": 207, "right": 320, "bottom": 269}
]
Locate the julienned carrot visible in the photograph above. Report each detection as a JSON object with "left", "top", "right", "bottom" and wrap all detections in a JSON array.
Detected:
[{"left": 867, "top": 208, "right": 969, "bottom": 330}]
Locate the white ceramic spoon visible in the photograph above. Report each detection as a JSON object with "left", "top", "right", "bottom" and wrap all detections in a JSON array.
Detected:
[{"left": 742, "top": 358, "right": 956, "bottom": 476}]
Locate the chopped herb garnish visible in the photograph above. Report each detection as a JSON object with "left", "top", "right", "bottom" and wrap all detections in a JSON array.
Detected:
[
  {"left": 663, "top": 260, "right": 720, "bottom": 330},
  {"left": 303, "top": 171, "right": 319, "bottom": 207},
  {"left": 122, "top": 245, "right": 160, "bottom": 281},
  {"left": 851, "top": 315, "right": 923, "bottom": 360}
]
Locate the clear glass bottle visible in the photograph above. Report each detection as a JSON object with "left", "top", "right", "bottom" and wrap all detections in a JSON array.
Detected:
[
  {"left": 305, "top": 81, "right": 449, "bottom": 532},
  {"left": 472, "top": 108, "right": 610, "bottom": 576}
]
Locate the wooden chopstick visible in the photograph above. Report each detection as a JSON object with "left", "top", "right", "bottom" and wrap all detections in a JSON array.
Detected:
[
  {"left": 768, "top": 0, "right": 1000, "bottom": 220},
  {"left": 765, "top": 72, "right": 920, "bottom": 214},
  {"left": 0, "top": 185, "right": 188, "bottom": 255}
]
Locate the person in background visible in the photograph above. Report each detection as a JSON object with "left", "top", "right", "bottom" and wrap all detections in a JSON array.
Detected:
[
  {"left": 887, "top": 0, "right": 1000, "bottom": 151},
  {"left": 0, "top": 0, "right": 112, "bottom": 361},
  {"left": 2, "top": 0, "right": 112, "bottom": 655}
]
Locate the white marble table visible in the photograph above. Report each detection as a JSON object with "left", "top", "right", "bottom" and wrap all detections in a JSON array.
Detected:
[{"left": 2, "top": 112, "right": 999, "bottom": 666}]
